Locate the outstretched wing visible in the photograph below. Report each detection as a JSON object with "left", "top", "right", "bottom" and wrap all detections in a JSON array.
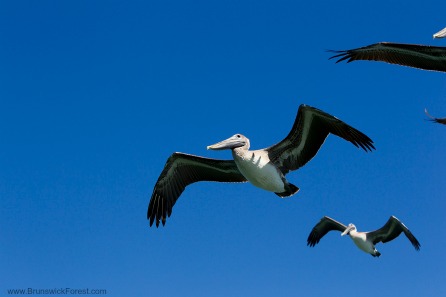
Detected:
[
  {"left": 366, "top": 216, "right": 420, "bottom": 251},
  {"left": 425, "top": 108, "right": 446, "bottom": 125},
  {"left": 266, "top": 104, "right": 375, "bottom": 175},
  {"left": 329, "top": 42, "right": 446, "bottom": 72},
  {"left": 307, "top": 216, "right": 348, "bottom": 247},
  {"left": 148, "top": 152, "right": 247, "bottom": 227}
]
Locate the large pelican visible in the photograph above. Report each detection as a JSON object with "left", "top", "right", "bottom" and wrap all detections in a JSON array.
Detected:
[
  {"left": 425, "top": 108, "right": 446, "bottom": 125},
  {"left": 307, "top": 216, "right": 420, "bottom": 257},
  {"left": 147, "top": 104, "right": 375, "bottom": 227}
]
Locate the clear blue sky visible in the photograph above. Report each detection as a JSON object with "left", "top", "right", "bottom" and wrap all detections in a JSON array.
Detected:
[{"left": 1, "top": 1, "right": 445, "bottom": 296}]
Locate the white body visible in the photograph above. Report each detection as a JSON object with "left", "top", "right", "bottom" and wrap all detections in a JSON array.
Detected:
[
  {"left": 348, "top": 230, "right": 377, "bottom": 255},
  {"left": 232, "top": 148, "right": 285, "bottom": 193}
]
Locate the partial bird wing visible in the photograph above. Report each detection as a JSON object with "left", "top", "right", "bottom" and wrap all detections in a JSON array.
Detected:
[
  {"left": 307, "top": 216, "right": 348, "bottom": 247},
  {"left": 425, "top": 108, "right": 446, "bottom": 125},
  {"left": 366, "top": 216, "right": 421, "bottom": 250},
  {"left": 148, "top": 152, "right": 247, "bottom": 227},
  {"left": 433, "top": 27, "right": 446, "bottom": 39},
  {"left": 329, "top": 42, "right": 446, "bottom": 72},
  {"left": 265, "top": 104, "right": 375, "bottom": 175}
]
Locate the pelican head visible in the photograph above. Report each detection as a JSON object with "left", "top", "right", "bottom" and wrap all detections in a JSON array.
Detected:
[
  {"left": 207, "top": 134, "right": 250, "bottom": 150},
  {"left": 341, "top": 223, "right": 356, "bottom": 236}
]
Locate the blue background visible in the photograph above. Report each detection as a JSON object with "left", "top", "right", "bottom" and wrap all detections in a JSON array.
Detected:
[{"left": 1, "top": 1, "right": 445, "bottom": 296}]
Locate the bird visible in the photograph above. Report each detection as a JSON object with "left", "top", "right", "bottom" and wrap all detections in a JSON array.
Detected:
[
  {"left": 329, "top": 42, "right": 446, "bottom": 72},
  {"left": 307, "top": 216, "right": 420, "bottom": 257},
  {"left": 425, "top": 108, "right": 446, "bottom": 125},
  {"left": 433, "top": 26, "right": 446, "bottom": 39},
  {"left": 147, "top": 104, "right": 375, "bottom": 227}
]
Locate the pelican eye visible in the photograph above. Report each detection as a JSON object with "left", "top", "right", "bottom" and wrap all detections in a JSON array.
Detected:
[{"left": 236, "top": 134, "right": 241, "bottom": 138}]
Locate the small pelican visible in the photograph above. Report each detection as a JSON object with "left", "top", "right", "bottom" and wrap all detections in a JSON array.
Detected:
[
  {"left": 330, "top": 42, "right": 446, "bottom": 72},
  {"left": 307, "top": 216, "right": 420, "bottom": 257},
  {"left": 425, "top": 108, "right": 446, "bottom": 125},
  {"left": 148, "top": 104, "right": 375, "bottom": 227},
  {"left": 434, "top": 27, "right": 446, "bottom": 39}
]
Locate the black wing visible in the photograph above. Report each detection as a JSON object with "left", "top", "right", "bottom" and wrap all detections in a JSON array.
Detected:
[
  {"left": 366, "top": 216, "right": 420, "bottom": 251},
  {"left": 307, "top": 216, "right": 348, "bottom": 247},
  {"left": 425, "top": 108, "right": 446, "bottom": 125},
  {"left": 148, "top": 152, "right": 247, "bottom": 227},
  {"left": 330, "top": 42, "right": 446, "bottom": 72},
  {"left": 266, "top": 104, "right": 375, "bottom": 175}
]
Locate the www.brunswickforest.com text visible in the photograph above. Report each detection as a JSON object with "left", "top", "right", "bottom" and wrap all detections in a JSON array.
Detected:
[{"left": 6, "top": 288, "right": 107, "bottom": 295}]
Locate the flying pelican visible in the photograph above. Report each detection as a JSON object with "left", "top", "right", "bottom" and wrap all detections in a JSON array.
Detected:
[
  {"left": 329, "top": 42, "right": 446, "bottom": 72},
  {"left": 148, "top": 104, "right": 375, "bottom": 227},
  {"left": 307, "top": 216, "right": 420, "bottom": 257},
  {"left": 434, "top": 27, "right": 446, "bottom": 39},
  {"left": 425, "top": 108, "right": 446, "bottom": 125}
]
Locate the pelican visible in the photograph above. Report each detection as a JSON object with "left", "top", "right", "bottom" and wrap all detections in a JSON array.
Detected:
[
  {"left": 329, "top": 42, "right": 446, "bottom": 72},
  {"left": 147, "top": 104, "right": 375, "bottom": 227},
  {"left": 434, "top": 27, "right": 446, "bottom": 39},
  {"left": 307, "top": 216, "right": 420, "bottom": 257},
  {"left": 425, "top": 108, "right": 446, "bottom": 125}
]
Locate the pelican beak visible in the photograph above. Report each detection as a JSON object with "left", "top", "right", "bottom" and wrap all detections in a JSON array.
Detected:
[
  {"left": 207, "top": 135, "right": 245, "bottom": 150},
  {"left": 341, "top": 225, "right": 354, "bottom": 236}
]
